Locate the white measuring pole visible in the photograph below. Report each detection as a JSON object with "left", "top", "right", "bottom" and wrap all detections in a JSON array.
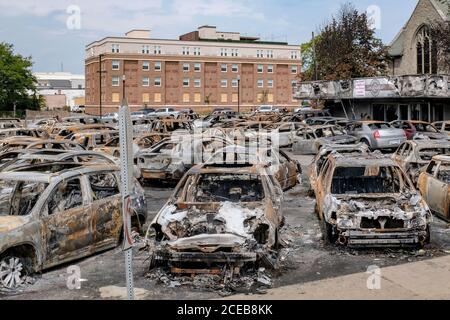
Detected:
[{"left": 119, "top": 100, "right": 135, "bottom": 300}]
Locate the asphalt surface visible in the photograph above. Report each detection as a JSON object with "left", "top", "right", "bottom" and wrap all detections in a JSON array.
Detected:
[{"left": 2, "top": 154, "right": 450, "bottom": 300}]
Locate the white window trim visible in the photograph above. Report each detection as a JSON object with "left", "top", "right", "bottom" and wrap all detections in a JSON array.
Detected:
[
  {"left": 194, "top": 63, "right": 201, "bottom": 72},
  {"left": 112, "top": 76, "right": 120, "bottom": 87},
  {"left": 154, "top": 78, "right": 162, "bottom": 87},
  {"left": 194, "top": 79, "right": 201, "bottom": 88},
  {"left": 142, "top": 61, "right": 150, "bottom": 71},
  {"left": 112, "top": 61, "right": 120, "bottom": 70},
  {"left": 142, "top": 77, "right": 150, "bottom": 87},
  {"left": 183, "top": 79, "right": 190, "bottom": 87},
  {"left": 268, "top": 80, "right": 274, "bottom": 88},
  {"left": 221, "top": 64, "right": 228, "bottom": 73},
  {"left": 155, "top": 62, "right": 162, "bottom": 71},
  {"left": 257, "top": 80, "right": 264, "bottom": 88},
  {"left": 267, "top": 65, "right": 274, "bottom": 73},
  {"left": 257, "top": 65, "right": 264, "bottom": 73},
  {"left": 183, "top": 63, "right": 190, "bottom": 72},
  {"left": 221, "top": 80, "right": 228, "bottom": 88}
]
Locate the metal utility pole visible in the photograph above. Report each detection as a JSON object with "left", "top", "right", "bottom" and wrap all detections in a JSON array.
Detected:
[
  {"left": 237, "top": 75, "right": 241, "bottom": 114},
  {"left": 119, "top": 96, "right": 135, "bottom": 301},
  {"left": 97, "top": 54, "right": 106, "bottom": 119},
  {"left": 122, "top": 75, "right": 126, "bottom": 101}
]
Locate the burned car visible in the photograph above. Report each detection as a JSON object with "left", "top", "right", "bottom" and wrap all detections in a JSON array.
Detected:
[
  {"left": 293, "top": 125, "right": 357, "bottom": 155},
  {"left": 136, "top": 136, "right": 233, "bottom": 181},
  {"left": 315, "top": 154, "right": 432, "bottom": 248},
  {"left": 0, "top": 164, "right": 146, "bottom": 288},
  {"left": 206, "top": 145, "right": 301, "bottom": 191},
  {"left": 418, "top": 155, "right": 450, "bottom": 221},
  {"left": 308, "top": 143, "right": 370, "bottom": 195},
  {"left": 392, "top": 140, "right": 450, "bottom": 185},
  {"left": 146, "top": 163, "right": 284, "bottom": 274},
  {"left": 390, "top": 120, "right": 448, "bottom": 141}
]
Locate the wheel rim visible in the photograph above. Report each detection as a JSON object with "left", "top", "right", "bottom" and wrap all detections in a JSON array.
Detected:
[{"left": 0, "top": 257, "right": 24, "bottom": 289}]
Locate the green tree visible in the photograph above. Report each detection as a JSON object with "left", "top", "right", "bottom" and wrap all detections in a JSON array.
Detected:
[
  {"left": 0, "top": 42, "right": 42, "bottom": 113},
  {"left": 300, "top": 35, "right": 320, "bottom": 81},
  {"left": 312, "top": 2, "right": 388, "bottom": 80}
]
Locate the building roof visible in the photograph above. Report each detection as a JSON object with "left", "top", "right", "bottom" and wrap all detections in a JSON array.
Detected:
[{"left": 388, "top": 0, "right": 450, "bottom": 57}]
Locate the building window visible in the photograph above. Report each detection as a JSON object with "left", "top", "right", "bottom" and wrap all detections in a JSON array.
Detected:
[
  {"left": 112, "top": 93, "right": 120, "bottom": 103},
  {"left": 112, "top": 60, "right": 120, "bottom": 70},
  {"left": 416, "top": 26, "right": 437, "bottom": 74},
  {"left": 142, "top": 45, "right": 150, "bottom": 54},
  {"left": 220, "top": 48, "right": 228, "bottom": 57},
  {"left": 194, "top": 63, "right": 201, "bottom": 72},
  {"left": 256, "top": 50, "right": 262, "bottom": 58},
  {"left": 112, "top": 44, "right": 120, "bottom": 53},
  {"left": 155, "top": 61, "right": 161, "bottom": 71},
  {"left": 221, "top": 64, "right": 227, "bottom": 72},
  {"left": 232, "top": 79, "right": 239, "bottom": 88},
  {"left": 154, "top": 93, "right": 162, "bottom": 102},
  {"left": 183, "top": 93, "right": 190, "bottom": 103},
  {"left": 154, "top": 77, "right": 161, "bottom": 87},
  {"left": 194, "top": 47, "right": 201, "bottom": 56},
  {"left": 142, "top": 61, "right": 150, "bottom": 71},
  {"left": 257, "top": 79, "right": 264, "bottom": 88},
  {"left": 268, "top": 79, "right": 274, "bottom": 88},
  {"left": 266, "top": 50, "right": 273, "bottom": 58},
  {"left": 183, "top": 63, "right": 190, "bottom": 72},
  {"left": 142, "top": 93, "right": 150, "bottom": 103},
  {"left": 267, "top": 65, "right": 274, "bottom": 73},
  {"left": 221, "top": 79, "right": 228, "bottom": 88},
  {"left": 232, "top": 93, "right": 238, "bottom": 103},
  {"left": 194, "top": 93, "right": 201, "bottom": 103},
  {"left": 291, "top": 51, "right": 299, "bottom": 59},
  {"left": 194, "top": 79, "right": 201, "bottom": 88},
  {"left": 291, "top": 80, "right": 297, "bottom": 87},
  {"left": 231, "top": 49, "right": 239, "bottom": 57},
  {"left": 257, "top": 65, "right": 263, "bottom": 73},
  {"left": 112, "top": 76, "right": 120, "bottom": 86},
  {"left": 183, "top": 78, "right": 190, "bottom": 87},
  {"left": 221, "top": 94, "right": 228, "bottom": 103},
  {"left": 231, "top": 64, "right": 238, "bottom": 73},
  {"left": 182, "top": 47, "right": 190, "bottom": 55},
  {"left": 154, "top": 46, "right": 162, "bottom": 54},
  {"left": 291, "top": 65, "right": 298, "bottom": 74},
  {"left": 268, "top": 93, "right": 274, "bottom": 103},
  {"left": 142, "top": 77, "right": 150, "bottom": 87}
]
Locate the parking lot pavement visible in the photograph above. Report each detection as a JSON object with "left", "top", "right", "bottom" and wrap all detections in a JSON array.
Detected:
[
  {"left": 227, "top": 254, "right": 450, "bottom": 300},
  {"left": 2, "top": 153, "right": 450, "bottom": 300}
]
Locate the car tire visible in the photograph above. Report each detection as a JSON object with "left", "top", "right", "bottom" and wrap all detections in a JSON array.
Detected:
[{"left": 361, "top": 139, "right": 371, "bottom": 149}]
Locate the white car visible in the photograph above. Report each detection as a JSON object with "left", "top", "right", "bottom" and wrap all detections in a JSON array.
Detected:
[
  {"left": 257, "top": 105, "right": 279, "bottom": 113},
  {"left": 151, "top": 108, "right": 179, "bottom": 118}
]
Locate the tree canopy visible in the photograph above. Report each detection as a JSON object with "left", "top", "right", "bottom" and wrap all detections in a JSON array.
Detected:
[
  {"left": 0, "top": 42, "right": 42, "bottom": 112},
  {"left": 301, "top": 2, "right": 388, "bottom": 81},
  {"left": 430, "top": 3, "right": 450, "bottom": 74}
]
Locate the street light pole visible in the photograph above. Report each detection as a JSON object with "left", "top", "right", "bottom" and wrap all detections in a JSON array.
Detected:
[
  {"left": 122, "top": 74, "right": 126, "bottom": 103},
  {"left": 97, "top": 54, "right": 106, "bottom": 119},
  {"left": 237, "top": 75, "right": 241, "bottom": 114}
]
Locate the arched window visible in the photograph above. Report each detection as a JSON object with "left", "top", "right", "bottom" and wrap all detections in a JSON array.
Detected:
[{"left": 416, "top": 26, "right": 437, "bottom": 74}]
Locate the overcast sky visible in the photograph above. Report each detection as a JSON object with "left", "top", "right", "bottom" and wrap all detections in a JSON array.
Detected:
[{"left": 0, "top": 0, "right": 418, "bottom": 74}]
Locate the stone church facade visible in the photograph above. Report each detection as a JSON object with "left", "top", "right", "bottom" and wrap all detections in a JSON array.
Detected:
[{"left": 388, "top": 0, "right": 449, "bottom": 76}]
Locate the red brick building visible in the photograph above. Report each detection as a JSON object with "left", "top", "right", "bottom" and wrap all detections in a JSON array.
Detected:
[{"left": 85, "top": 26, "right": 301, "bottom": 114}]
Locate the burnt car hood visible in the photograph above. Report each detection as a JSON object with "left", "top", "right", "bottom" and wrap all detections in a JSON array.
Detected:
[
  {"left": 167, "top": 233, "right": 246, "bottom": 253},
  {"left": 414, "top": 132, "right": 450, "bottom": 140},
  {"left": 322, "top": 135, "right": 357, "bottom": 144},
  {"left": 0, "top": 216, "right": 28, "bottom": 232}
]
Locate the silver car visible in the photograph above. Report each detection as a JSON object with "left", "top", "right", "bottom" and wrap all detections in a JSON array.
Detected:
[{"left": 346, "top": 121, "right": 406, "bottom": 150}]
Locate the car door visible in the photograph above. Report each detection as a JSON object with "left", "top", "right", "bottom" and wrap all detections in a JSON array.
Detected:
[
  {"left": 419, "top": 161, "right": 447, "bottom": 216},
  {"left": 41, "top": 177, "right": 93, "bottom": 267},
  {"left": 88, "top": 172, "right": 122, "bottom": 248},
  {"left": 392, "top": 143, "right": 408, "bottom": 169},
  {"left": 278, "top": 150, "right": 299, "bottom": 189}
]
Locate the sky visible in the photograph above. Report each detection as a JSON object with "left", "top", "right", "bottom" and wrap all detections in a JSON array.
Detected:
[{"left": 0, "top": 0, "right": 419, "bottom": 74}]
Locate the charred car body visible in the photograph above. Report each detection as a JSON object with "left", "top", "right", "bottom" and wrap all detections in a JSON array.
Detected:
[
  {"left": 0, "top": 164, "right": 146, "bottom": 288},
  {"left": 315, "top": 153, "right": 432, "bottom": 248},
  {"left": 418, "top": 155, "right": 450, "bottom": 222},
  {"left": 392, "top": 140, "right": 450, "bottom": 185},
  {"left": 146, "top": 163, "right": 284, "bottom": 274}
]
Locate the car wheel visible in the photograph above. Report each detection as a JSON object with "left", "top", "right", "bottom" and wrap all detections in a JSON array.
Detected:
[
  {"left": 361, "top": 139, "right": 371, "bottom": 149},
  {"left": 0, "top": 256, "right": 25, "bottom": 289},
  {"left": 322, "top": 219, "right": 338, "bottom": 245}
]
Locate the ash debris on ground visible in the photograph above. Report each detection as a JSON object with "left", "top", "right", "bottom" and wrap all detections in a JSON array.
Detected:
[{"left": 145, "top": 266, "right": 274, "bottom": 296}]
